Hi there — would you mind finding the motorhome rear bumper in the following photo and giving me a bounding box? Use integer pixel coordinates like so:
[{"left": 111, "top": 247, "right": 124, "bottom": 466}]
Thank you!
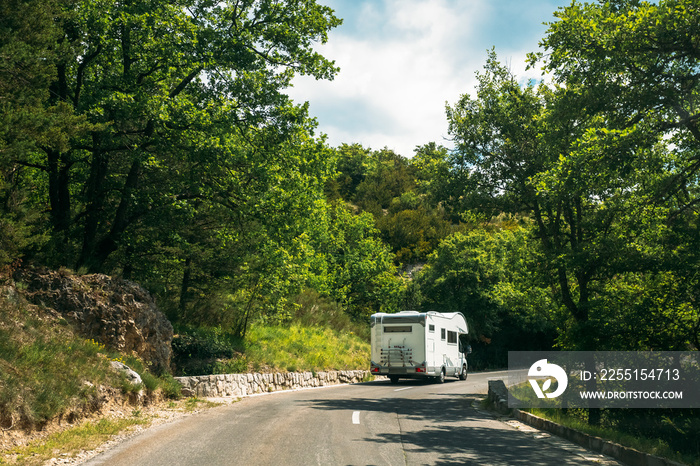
[{"left": 371, "top": 364, "right": 438, "bottom": 377}]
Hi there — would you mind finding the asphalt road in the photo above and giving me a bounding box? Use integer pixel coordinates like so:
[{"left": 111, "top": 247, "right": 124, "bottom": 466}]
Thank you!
[{"left": 84, "top": 371, "right": 622, "bottom": 465}]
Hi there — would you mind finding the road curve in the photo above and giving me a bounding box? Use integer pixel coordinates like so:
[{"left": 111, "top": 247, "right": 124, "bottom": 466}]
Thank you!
[{"left": 83, "top": 370, "right": 621, "bottom": 465}]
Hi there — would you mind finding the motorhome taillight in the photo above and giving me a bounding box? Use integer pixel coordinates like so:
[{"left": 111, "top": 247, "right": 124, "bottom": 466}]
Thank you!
[{"left": 416, "top": 367, "right": 424, "bottom": 372}]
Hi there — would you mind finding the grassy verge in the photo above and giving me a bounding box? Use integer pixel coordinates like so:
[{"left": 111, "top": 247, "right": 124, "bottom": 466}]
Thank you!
[
  {"left": 171, "top": 289, "right": 372, "bottom": 376},
  {"left": 1, "top": 416, "right": 148, "bottom": 465},
  {"left": 0, "top": 398, "right": 220, "bottom": 465},
  {"left": 0, "top": 290, "right": 180, "bottom": 432},
  {"left": 0, "top": 293, "right": 117, "bottom": 430},
  {"left": 245, "top": 324, "right": 369, "bottom": 373},
  {"left": 508, "top": 381, "right": 699, "bottom": 464},
  {"left": 172, "top": 322, "right": 370, "bottom": 376}
]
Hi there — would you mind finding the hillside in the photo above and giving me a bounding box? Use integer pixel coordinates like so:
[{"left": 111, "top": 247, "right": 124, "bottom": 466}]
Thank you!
[
  {"left": 0, "top": 267, "right": 372, "bottom": 455},
  {"left": 11, "top": 267, "right": 173, "bottom": 374},
  {"left": 0, "top": 268, "right": 183, "bottom": 453}
]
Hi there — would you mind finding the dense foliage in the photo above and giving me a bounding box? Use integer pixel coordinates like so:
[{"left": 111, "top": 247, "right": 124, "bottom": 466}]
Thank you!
[
  {"left": 0, "top": 0, "right": 404, "bottom": 335},
  {"left": 1, "top": 0, "right": 698, "bottom": 365}
]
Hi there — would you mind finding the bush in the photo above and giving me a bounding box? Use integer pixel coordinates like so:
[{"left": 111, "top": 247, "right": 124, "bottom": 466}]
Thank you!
[
  {"left": 171, "top": 325, "right": 245, "bottom": 376},
  {"left": 288, "top": 289, "right": 370, "bottom": 341},
  {"left": 157, "top": 375, "right": 183, "bottom": 399},
  {"left": 172, "top": 326, "right": 243, "bottom": 360}
]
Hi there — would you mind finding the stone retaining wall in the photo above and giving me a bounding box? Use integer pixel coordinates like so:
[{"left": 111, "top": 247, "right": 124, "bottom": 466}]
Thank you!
[
  {"left": 175, "top": 370, "right": 372, "bottom": 398},
  {"left": 487, "top": 380, "right": 510, "bottom": 413}
]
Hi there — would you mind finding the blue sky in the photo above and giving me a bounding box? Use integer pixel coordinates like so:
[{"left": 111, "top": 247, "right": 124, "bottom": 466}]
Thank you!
[{"left": 286, "top": 0, "right": 571, "bottom": 157}]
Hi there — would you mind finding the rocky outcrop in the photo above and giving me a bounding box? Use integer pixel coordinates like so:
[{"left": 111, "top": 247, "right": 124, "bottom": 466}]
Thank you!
[
  {"left": 14, "top": 267, "right": 173, "bottom": 374},
  {"left": 175, "top": 370, "right": 374, "bottom": 397}
]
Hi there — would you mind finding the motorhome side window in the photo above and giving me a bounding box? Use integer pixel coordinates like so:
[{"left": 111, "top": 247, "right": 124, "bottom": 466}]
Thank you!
[
  {"left": 384, "top": 325, "right": 412, "bottom": 333},
  {"left": 447, "top": 330, "right": 457, "bottom": 344},
  {"left": 441, "top": 328, "right": 446, "bottom": 340},
  {"left": 429, "top": 324, "right": 435, "bottom": 332}
]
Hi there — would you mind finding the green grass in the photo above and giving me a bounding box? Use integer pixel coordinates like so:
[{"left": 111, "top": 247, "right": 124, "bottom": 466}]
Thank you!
[
  {"left": 172, "top": 311, "right": 371, "bottom": 376},
  {"left": 0, "top": 291, "right": 180, "bottom": 431},
  {"left": 174, "top": 322, "right": 371, "bottom": 375},
  {"left": 244, "top": 324, "right": 370, "bottom": 373},
  {"left": 245, "top": 291, "right": 371, "bottom": 373},
  {"left": 288, "top": 289, "right": 371, "bottom": 341},
  {"left": 0, "top": 398, "right": 223, "bottom": 465},
  {"left": 171, "top": 289, "right": 372, "bottom": 376},
  {"left": 1, "top": 416, "right": 149, "bottom": 465},
  {"left": 0, "top": 299, "right": 118, "bottom": 429},
  {"left": 182, "top": 397, "right": 224, "bottom": 412},
  {"left": 508, "top": 381, "right": 700, "bottom": 465}
]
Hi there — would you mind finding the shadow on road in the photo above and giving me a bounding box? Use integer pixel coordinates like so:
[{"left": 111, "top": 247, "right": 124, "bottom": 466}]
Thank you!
[{"left": 301, "top": 384, "right": 599, "bottom": 466}]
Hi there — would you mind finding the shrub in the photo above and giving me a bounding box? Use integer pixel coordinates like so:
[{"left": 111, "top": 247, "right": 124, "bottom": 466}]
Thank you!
[{"left": 157, "top": 375, "right": 183, "bottom": 399}]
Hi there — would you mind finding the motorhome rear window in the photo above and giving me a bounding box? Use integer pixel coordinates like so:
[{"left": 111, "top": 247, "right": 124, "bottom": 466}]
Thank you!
[
  {"left": 384, "top": 325, "right": 412, "bottom": 333},
  {"left": 381, "top": 315, "right": 424, "bottom": 324}
]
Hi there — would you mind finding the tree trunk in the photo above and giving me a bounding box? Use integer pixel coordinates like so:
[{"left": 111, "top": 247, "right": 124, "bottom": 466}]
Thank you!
[
  {"left": 47, "top": 149, "right": 71, "bottom": 234},
  {"left": 179, "top": 257, "right": 192, "bottom": 319},
  {"left": 77, "top": 144, "right": 109, "bottom": 272},
  {"left": 92, "top": 159, "right": 141, "bottom": 269}
]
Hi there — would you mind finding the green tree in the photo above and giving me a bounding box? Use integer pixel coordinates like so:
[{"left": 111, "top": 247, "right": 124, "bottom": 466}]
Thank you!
[
  {"left": 352, "top": 148, "right": 416, "bottom": 215},
  {"left": 2, "top": 0, "right": 341, "bottom": 273},
  {"left": 319, "top": 203, "right": 405, "bottom": 320},
  {"left": 329, "top": 143, "right": 373, "bottom": 202},
  {"left": 446, "top": 52, "right": 697, "bottom": 351},
  {"left": 416, "top": 223, "right": 556, "bottom": 368},
  {"left": 130, "top": 128, "right": 336, "bottom": 333},
  {"left": 375, "top": 205, "right": 454, "bottom": 266},
  {"left": 411, "top": 142, "right": 482, "bottom": 221},
  {"left": 0, "top": 0, "right": 89, "bottom": 265},
  {"left": 411, "top": 143, "right": 451, "bottom": 205},
  {"left": 535, "top": 0, "right": 700, "bottom": 151},
  {"left": 530, "top": 0, "right": 700, "bottom": 349},
  {"left": 333, "top": 144, "right": 456, "bottom": 265}
]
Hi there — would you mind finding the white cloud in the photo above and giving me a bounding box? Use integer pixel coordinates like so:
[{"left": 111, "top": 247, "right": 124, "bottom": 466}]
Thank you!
[{"left": 288, "top": 0, "right": 565, "bottom": 157}]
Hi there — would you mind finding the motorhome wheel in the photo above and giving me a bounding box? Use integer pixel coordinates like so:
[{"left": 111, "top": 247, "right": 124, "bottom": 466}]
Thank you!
[
  {"left": 437, "top": 368, "right": 445, "bottom": 384},
  {"left": 459, "top": 364, "right": 468, "bottom": 380}
]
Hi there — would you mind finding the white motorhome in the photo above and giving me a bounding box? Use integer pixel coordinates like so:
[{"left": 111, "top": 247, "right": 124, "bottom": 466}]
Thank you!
[{"left": 370, "top": 311, "right": 470, "bottom": 383}]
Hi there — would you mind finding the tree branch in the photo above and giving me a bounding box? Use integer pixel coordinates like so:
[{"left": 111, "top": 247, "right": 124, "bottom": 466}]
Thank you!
[
  {"left": 169, "top": 68, "right": 202, "bottom": 98},
  {"left": 74, "top": 43, "right": 103, "bottom": 108}
]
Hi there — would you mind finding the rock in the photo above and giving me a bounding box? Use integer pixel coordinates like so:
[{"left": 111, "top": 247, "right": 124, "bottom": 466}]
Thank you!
[
  {"left": 110, "top": 361, "right": 143, "bottom": 385},
  {"left": 14, "top": 267, "right": 173, "bottom": 373}
]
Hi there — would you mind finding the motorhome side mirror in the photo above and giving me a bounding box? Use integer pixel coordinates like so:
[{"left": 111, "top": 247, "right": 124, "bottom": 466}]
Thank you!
[{"left": 466, "top": 345, "right": 472, "bottom": 355}]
